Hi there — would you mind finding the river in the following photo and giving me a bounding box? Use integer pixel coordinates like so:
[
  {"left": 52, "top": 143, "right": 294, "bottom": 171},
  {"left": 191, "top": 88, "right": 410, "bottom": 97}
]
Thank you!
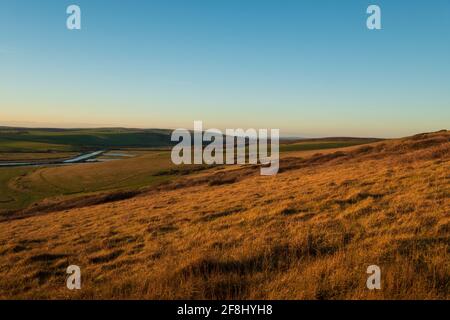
[{"left": 0, "top": 150, "right": 106, "bottom": 167}]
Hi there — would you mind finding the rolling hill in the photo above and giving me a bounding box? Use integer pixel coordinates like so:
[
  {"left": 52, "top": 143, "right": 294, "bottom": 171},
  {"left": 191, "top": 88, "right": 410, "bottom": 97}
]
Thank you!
[
  {"left": 0, "top": 127, "right": 174, "bottom": 153},
  {"left": 0, "top": 130, "right": 448, "bottom": 299}
]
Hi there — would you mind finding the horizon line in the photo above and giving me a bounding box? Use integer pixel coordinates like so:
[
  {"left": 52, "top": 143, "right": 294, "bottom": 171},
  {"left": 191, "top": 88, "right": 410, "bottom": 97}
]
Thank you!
[{"left": 1, "top": 122, "right": 447, "bottom": 140}]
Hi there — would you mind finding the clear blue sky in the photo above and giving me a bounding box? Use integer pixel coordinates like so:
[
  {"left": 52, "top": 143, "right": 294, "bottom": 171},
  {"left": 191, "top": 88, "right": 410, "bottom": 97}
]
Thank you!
[{"left": 1, "top": 0, "right": 449, "bottom": 137}]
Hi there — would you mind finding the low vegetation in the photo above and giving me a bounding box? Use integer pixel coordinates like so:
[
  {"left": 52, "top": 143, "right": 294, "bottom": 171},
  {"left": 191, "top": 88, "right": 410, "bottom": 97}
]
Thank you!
[
  {"left": 279, "top": 137, "right": 381, "bottom": 152},
  {"left": 0, "top": 130, "right": 448, "bottom": 299}
]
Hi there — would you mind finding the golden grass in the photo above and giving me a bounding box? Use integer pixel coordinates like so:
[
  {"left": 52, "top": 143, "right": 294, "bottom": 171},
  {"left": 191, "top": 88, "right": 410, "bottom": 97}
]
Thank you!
[{"left": 0, "top": 131, "right": 448, "bottom": 299}]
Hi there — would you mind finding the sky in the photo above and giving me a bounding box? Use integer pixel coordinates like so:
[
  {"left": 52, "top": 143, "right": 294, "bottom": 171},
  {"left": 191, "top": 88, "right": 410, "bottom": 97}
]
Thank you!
[{"left": 1, "top": 0, "right": 449, "bottom": 138}]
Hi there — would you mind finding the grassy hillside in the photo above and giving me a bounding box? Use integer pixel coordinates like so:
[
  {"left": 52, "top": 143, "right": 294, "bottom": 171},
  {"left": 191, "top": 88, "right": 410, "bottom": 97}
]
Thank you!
[{"left": 0, "top": 130, "right": 448, "bottom": 299}]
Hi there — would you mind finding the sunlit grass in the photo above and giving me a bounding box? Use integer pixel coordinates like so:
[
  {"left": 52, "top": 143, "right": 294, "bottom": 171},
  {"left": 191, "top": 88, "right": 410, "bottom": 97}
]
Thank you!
[{"left": 0, "top": 131, "right": 448, "bottom": 299}]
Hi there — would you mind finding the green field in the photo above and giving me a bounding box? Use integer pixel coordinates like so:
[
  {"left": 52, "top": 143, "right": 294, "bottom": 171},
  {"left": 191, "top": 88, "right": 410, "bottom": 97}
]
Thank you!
[
  {"left": 0, "top": 127, "right": 190, "bottom": 214},
  {"left": 279, "top": 138, "right": 381, "bottom": 152},
  {"left": 0, "top": 138, "right": 74, "bottom": 153},
  {"left": 0, "top": 127, "right": 174, "bottom": 153},
  {"left": 0, "top": 151, "right": 178, "bottom": 213},
  {"left": 0, "top": 167, "right": 37, "bottom": 210},
  {"left": 0, "top": 152, "right": 77, "bottom": 162}
]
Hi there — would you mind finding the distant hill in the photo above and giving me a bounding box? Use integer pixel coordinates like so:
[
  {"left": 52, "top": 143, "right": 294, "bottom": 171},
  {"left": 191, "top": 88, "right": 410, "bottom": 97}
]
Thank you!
[
  {"left": 0, "top": 126, "right": 383, "bottom": 153},
  {"left": 0, "top": 127, "right": 175, "bottom": 152}
]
